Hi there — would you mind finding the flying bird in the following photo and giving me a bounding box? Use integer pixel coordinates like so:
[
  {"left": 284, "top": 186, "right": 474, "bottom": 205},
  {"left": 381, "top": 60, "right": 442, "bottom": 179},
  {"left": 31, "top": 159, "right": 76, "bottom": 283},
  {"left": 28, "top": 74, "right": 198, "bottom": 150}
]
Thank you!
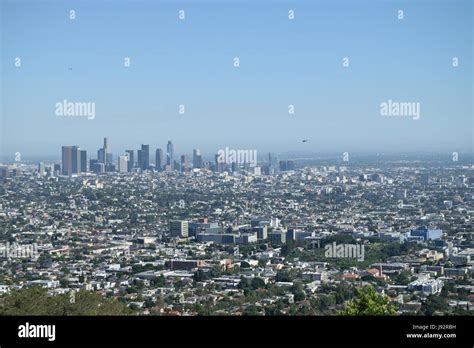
[{"left": 302, "top": 139, "right": 308, "bottom": 143}]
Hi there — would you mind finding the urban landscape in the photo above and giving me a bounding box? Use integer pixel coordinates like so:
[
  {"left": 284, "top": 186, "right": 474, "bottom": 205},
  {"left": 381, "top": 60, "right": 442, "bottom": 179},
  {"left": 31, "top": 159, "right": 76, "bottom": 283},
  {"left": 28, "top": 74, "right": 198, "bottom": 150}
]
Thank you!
[
  {"left": 1, "top": 0, "right": 472, "bottom": 345},
  {"left": 0, "top": 139, "right": 472, "bottom": 316}
]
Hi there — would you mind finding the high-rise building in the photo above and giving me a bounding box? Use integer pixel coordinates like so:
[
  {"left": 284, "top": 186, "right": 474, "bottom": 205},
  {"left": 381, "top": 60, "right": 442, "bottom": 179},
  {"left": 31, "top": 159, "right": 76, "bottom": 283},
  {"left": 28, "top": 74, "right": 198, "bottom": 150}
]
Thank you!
[
  {"left": 105, "top": 163, "right": 116, "bottom": 172},
  {"left": 118, "top": 155, "right": 129, "bottom": 173},
  {"left": 97, "top": 148, "right": 105, "bottom": 164},
  {"left": 80, "top": 150, "right": 87, "bottom": 172},
  {"left": 38, "top": 162, "right": 45, "bottom": 176},
  {"left": 71, "top": 146, "right": 80, "bottom": 174},
  {"left": 125, "top": 150, "right": 134, "bottom": 172},
  {"left": 279, "top": 160, "right": 294, "bottom": 172},
  {"left": 103, "top": 137, "right": 111, "bottom": 164},
  {"left": 89, "top": 159, "right": 99, "bottom": 173},
  {"left": 193, "top": 149, "right": 202, "bottom": 169},
  {"left": 103, "top": 137, "right": 109, "bottom": 152},
  {"left": 137, "top": 150, "right": 143, "bottom": 170},
  {"left": 287, "top": 160, "right": 295, "bottom": 171},
  {"left": 169, "top": 220, "right": 189, "bottom": 238},
  {"left": 62, "top": 146, "right": 73, "bottom": 175},
  {"left": 268, "top": 152, "right": 278, "bottom": 174},
  {"left": 139, "top": 144, "right": 150, "bottom": 170},
  {"left": 166, "top": 141, "right": 174, "bottom": 167},
  {"left": 155, "top": 148, "right": 164, "bottom": 171},
  {"left": 215, "top": 153, "right": 225, "bottom": 172},
  {"left": 180, "top": 155, "right": 187, "bottom": 172},
  {"left": 53, "top": 164, "right": 61, "bottom": 175},
  {"left": 97, "top": 138, "right": 112, "bottom": 165}
]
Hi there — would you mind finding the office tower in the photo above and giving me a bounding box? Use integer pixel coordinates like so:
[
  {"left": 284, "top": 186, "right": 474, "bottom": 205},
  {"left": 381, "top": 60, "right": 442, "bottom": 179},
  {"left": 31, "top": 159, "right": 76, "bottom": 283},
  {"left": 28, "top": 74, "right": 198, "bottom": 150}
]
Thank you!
[
  {"left": 103, "top": 137, "right": 109, "bottom": 153},
  {"left": 97, "top": 138, "right": 112, "bottom": 165},
  {"left": 180, "top": 155, "right": 187, "bottom": 172},
  {"left": 166, "top": 141, "right": 174, "bottom": 167},
  {"left": 105, "top": 163, "right": 116, "bottom": 172},
  {"left": 169, "top": 220, "right": 189, "bottom": 238},
  {"left": 70, "top": 146, "right": 80, "bottom": 174},
  {"left": 137, "top": 150, "right": 143, "bottom": 170},
  {"left": 80, "top": 150, "right": 87, "bottom": 172},
  {"left": 125, "top": 150, "right": 134, "bottom": 172},
  {"left": 97, "top": 148, "right": 105, "bottom": 164},
  {"left": 214, "top": 154, "right": 219, "bottom": 172},
  {"left": 106, "top": 152, "right": 113, "bottom": 165},
  {"left": 143, "top": 144, "right": 150, "bottom": 170},
  {"left": 254, "top": 226, "right": 268, "bottom": 240},
  {"left": 46, "top": 165, "right": 54, "bottom": 177},
  {"left": 97, "top": 163, "right": 105, "bottom": 173},
  {"left": 139, "top": 144, "right": 150, "bottom": 170},
  {"left": 269, "top": 152, "right": 278, "bottom": 166},
  {"left": 279, "top": 161, "right": 285, "bottom": 171},
  {"left": 196, "top": 155, "right": 203, "bottom": 169},
  {"left": 103, "top": 137, "right": 112, "bottom": 164},
  {"left": 174, "top": 160, "right": 180, "bottom": 171},
  {"left": 279, "top": 160, "right": 294, "bottom": 171},
  {"left": 193, "top": 149, "right": 202, "bottom": 169},
  {"left": 118, "top": 155, "right": 129, "bottom": 173},
  {"left": 38, "top": 162, "right": 45, "bottom": 176},
  {"left": 287, "top": 160, "right": 295, "bottom": 171},
  {"left": 215, "top": 153, "right": 226, "bottom": 172},
  {"left": 89, "top": 159, "right": 99, "bottom": 173},
  {"left": 268, "top": 152, "right": 278, "bottom": 174},
  {"left": 53, "top": 164, "right": 61, "bottom": 175},
  {"left": 155, "top": 148, "right": 164, "bottom": 171},
  {"left": 62, "top": 146, "right": 72, "bottom": 175}
]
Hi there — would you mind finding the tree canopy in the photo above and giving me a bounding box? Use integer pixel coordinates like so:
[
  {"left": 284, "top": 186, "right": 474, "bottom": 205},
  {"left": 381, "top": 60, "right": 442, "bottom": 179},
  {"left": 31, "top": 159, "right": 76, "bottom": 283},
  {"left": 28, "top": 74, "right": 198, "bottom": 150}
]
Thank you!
[{"left": 339, "top": 285, "right": 396, "bottom": 316}]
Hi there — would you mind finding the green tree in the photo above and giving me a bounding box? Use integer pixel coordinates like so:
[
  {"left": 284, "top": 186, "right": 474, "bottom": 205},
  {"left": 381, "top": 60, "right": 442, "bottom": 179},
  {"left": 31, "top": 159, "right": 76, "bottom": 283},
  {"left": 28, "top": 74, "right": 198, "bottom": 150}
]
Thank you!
[
  {"left": 0, "top": 287, "right": 134, "bottom": 315},
  {"left": 243, "top": 304, "right": 262, "bottom": 316},
  {"left": 339, "top": 285, "right": 396, "bottom": 316},
  {"left": 250, "top": 277, "right": 266, "bottom": 290},
  {"left": 422, "top": 295, "right": 448, "bottom": 316},
  {"left": 193, "top": 269, "right": 208, "bottom": 283}
]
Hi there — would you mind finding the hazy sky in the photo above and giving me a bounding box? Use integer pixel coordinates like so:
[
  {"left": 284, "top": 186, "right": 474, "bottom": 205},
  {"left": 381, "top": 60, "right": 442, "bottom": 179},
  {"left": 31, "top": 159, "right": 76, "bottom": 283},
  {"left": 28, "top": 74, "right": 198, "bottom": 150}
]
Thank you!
[{"left": 1, "top": 0, "right": 472, "bottom": 160}]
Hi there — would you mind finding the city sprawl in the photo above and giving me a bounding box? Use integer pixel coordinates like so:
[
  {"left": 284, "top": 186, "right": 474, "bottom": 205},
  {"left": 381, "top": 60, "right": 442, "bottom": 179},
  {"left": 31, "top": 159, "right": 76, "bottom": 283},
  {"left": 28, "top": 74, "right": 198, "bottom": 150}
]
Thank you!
[{"left": 0, "top": 143, "right": 473, "bottom": 316}]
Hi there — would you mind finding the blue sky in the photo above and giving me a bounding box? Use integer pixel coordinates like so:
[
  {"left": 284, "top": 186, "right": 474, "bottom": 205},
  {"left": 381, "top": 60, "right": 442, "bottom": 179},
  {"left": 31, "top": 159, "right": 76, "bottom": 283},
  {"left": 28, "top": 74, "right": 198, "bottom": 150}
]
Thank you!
[{"left": 1, "top": 0, "right": 472, "bottom": 159}]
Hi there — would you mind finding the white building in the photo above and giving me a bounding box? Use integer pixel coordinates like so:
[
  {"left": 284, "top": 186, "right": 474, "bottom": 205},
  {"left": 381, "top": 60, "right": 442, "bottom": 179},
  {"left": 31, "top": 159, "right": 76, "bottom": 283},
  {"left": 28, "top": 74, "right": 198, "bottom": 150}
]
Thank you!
[{"left": 118, "top": 155, "right": 129, "bottom": 173}]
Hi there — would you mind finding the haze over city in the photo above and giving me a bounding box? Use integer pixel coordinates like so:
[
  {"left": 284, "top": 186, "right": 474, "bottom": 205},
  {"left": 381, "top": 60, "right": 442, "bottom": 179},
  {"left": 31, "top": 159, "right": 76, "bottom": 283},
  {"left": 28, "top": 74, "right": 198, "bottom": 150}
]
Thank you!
[{"left": 1, "top": 0, "right": 472, "bottom": 159}]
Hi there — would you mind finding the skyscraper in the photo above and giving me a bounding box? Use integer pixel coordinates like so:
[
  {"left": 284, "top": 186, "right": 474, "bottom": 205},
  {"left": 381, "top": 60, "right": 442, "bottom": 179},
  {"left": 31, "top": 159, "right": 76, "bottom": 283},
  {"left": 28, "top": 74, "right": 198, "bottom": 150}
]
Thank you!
[
  {"left": 125, "top": 150, "right": 134, "bottom": 172},
  {"left": 98, "top": 148, "right": 105, "bottom": 164},
  {"left": 80, "top": 150, "right": 87, "bottom": 172},
  {"left": 137, "top": 150, "right": 143, "bottom": 170},
  {"left": 103, "top": 137, "right": 109, "bottom": 153},
  {"left": 97, "top": 138, "right": 112, "bottom": 165},
  {"left": 166, "top": 141, "right": 174, "bottom": 167},
  {"left": 139, "top": 144, "right": 149, "bottom": 170},
  {"left": 103, "top": 137, "right": 112, "bottom": 164},
  {"left": 155, "top": 148, "right": 164, "bottom": 171},
  {"left": 70, "top": 146, "right": 80, "bottom": 174},
  {"left": 193, "top": 149, "right": 202, "bottom": 169},
  {"left": 181, "top": 155, "right": 187, "bottom": 172},
  {"left": 62, "top": 146, "right": 72, "bottom": 175},
  {"left": 38, "top": 162, "right": 45, "bottom": 176},
  {"left": 118, "top": 155, "right": 129, "bottom": 173}
]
